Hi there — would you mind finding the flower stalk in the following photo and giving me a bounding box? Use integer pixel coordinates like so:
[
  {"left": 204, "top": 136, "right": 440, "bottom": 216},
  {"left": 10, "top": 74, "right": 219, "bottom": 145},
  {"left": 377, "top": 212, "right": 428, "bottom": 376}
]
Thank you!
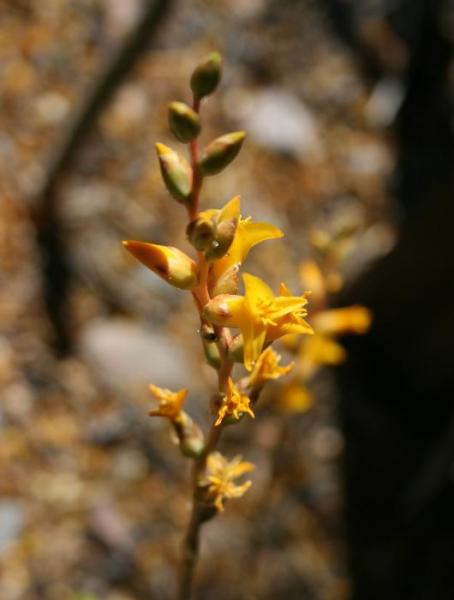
[{"left": 122, "top": 53, "right": 315, "bottom": 599}]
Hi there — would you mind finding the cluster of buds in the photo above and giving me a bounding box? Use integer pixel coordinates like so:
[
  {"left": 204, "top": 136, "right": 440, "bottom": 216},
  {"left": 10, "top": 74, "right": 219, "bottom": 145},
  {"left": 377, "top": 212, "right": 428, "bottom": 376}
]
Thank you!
[{"left": 123, "top": 54, "right": 314, "bottom": 516}]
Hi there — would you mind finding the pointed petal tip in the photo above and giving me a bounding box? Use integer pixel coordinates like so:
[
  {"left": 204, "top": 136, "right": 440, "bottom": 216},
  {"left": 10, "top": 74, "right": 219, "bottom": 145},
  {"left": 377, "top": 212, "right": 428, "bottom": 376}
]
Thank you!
[{"left": 155, "top": 142, "right": 170, "bottom": 155}]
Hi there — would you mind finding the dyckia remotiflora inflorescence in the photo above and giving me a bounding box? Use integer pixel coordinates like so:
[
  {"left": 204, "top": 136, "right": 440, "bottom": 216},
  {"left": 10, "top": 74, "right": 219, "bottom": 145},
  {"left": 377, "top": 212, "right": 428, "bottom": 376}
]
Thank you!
[{"left": 121, "top": 52, "right": 313, "bottom": 579}]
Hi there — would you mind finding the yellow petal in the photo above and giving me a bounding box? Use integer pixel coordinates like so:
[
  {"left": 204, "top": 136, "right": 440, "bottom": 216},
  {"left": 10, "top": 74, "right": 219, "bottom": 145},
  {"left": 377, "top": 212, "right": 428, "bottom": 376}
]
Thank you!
[
  {"left": 248, "top": 347, "right": 294, "bottom": 387},
  {"left": 270, "top": 320, "right": 314, "bottom": 337},
  {"left": 218, "top": 194, "right": 241, "bottom": 222},
  {"left": 243, "top": 321, "right": 267, "bottom": 371},
  {"left": 213, "top": 219, "right": 283, "bottom": 276},
  {"left": 236, "top": 220, "right": 283, "bottom": 261},
  {"left": 243, "top": 272, "right": 274, "bottom": 306},
  {"left": 302, "top": 335, "right": 347, "bottom": 365},
  {"left": 313, "top": 306, "right": 372, "bottom": 335}
]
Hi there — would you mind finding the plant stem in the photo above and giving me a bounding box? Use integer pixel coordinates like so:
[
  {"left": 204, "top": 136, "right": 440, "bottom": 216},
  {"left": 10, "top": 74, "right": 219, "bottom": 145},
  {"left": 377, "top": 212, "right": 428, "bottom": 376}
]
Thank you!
[{"left": 178, "top": 93, "right": 233, "bottom": 600}]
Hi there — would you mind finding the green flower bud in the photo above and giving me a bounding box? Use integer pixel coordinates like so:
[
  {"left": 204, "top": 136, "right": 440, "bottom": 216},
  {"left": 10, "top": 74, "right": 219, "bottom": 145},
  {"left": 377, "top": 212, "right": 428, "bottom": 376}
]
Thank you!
[
  {"left": 186, "top": 214, "right": 216, "bottom": 251},
  {"left": 168, "top": 101, "right": 201, "bottom": 143},
  {"left": 200, "top": 132, "right": 245, "bottom": 176},
  {"left": 156, "top": 142, "right": 192, "bottom": 203},
  {"left": 205, "top": 217, "right": 237, "bottom": 261},
  {"left": 190, "top": 52, "right": 222, "bottom": 98},
  {"left": 203, "top": 339, "right": 221, "bottom": 370},
  {"left": 175, "top": 412, "right": 205, "bottom": 458}
]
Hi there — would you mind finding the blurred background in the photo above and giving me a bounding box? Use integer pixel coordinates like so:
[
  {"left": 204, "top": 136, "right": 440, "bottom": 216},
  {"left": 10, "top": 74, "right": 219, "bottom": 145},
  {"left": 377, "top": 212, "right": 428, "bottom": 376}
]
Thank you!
[{"left": 1, "top": 0, "right": 453, "bottom": 598}]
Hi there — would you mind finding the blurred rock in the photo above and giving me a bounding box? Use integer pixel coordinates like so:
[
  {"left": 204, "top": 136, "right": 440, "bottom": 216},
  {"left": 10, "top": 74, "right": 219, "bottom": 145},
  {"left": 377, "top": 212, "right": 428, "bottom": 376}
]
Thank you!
[
  {"left": 237, "top": 87, "right": 322, "bottom": 159},
  {"left": 79, "top": 318, "right": 192, "bottom": 393},
  {"left": 0, "top": 501, "right": 23, "bottom": 556},
  {"left": 34, "top": 91, "right": 70, "bottom": 125}
]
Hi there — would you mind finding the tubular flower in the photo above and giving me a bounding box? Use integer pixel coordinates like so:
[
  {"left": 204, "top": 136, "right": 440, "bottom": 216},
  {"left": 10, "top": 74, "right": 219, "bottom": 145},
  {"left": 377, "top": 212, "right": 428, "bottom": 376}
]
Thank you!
[
  {"left": 148, "top": 384, "right": 188, "bottom": 421},
  {"left": 215, "top": 378, "right": 255, "bottom": 426},
  {"left": 204, "top": 273, "right": 313, "bottom": 370},
  {"left": 202, "top": 197, "right": 283, "bottom": 283},
  {"left": 123, "top": 241, "right": 197, "bottom": 290},
  {"left": 248, "top": 346, "right": 294, "bottom": 388},
  {"left": 203, "top": 452, "right": 255, "bottom": 512}
]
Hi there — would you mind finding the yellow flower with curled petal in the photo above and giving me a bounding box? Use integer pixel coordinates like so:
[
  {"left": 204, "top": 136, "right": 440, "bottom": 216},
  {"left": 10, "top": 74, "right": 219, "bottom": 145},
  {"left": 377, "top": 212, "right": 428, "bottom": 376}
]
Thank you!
[
  {"left": 204, "top": 273, "right": 313, "bottom": 370},
  {"left": 248, "top": 347, "right": 294, "bottom": 388},
  {"left": 201, "top": 196, "right": 283, "bottom": 284},
  {"left": 203, "top": 451, "right": 255, "bottom": 512},
  {"left": 215, "top": 378, "right": 254, "bottom": 426},
  {"left": 148, "top": 384, "right": 187, "bottom": 421}
]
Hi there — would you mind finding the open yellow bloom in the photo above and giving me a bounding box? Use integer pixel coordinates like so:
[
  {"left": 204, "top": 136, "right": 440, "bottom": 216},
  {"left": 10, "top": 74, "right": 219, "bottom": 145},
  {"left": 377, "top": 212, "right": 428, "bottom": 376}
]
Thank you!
[
  {"left": 248, "top": 347, "right": 294, "bottom": 388},
  {"left": 204, "top": 273, "right": 313, "bottom": 370},
  {"left": 201, "top": 196, "right": 283, "bottom": 282},
  {"left": 148, "top": 384, "right": 188, "bottom": 421},
  {"left": 203, "top": 452, "right": 255, "bottom": 512},
  {"left": 215, "top": 378, "right": 255, "bottom": 426}
]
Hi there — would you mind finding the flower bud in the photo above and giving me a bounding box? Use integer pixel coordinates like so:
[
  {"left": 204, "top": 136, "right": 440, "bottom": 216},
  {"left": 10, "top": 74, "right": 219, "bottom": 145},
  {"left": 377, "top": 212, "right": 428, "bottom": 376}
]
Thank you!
[
  {"left": 211, "top": 264, "right": 240, "bottom": 296},
  {"left": 156, "top": 143, "right": 192, "bottom": 203},
  {"left": 203, "top": 339, "right": 221, "bottom": 370},
  {"left": 186, "top": 214, "right": 216, "bottom": 251},
  {"left": 205, "top": 217, "right": 237, "bottom": 261},
  {"left": 190, "top": 52, "right": 222, "bottom": 98},
  {"left": 174, "top": 412, "right": 205, "bottom": 458},
  {"left": 123, "top": 240, "right": 197, "bottom": 290},
  {"left": 203, "top": 294, "right": 243, "bottom": 325},
  {"left": 200, "top": 132, "right": 245, "bottom": 176},
  {"left": 168, "top": 101, "right": 201, "bottom": 143}
]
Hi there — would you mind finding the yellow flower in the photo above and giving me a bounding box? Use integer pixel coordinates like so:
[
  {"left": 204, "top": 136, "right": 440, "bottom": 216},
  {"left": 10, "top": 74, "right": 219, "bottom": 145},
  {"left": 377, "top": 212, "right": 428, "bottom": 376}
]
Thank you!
[
  {"left": 215, "top": 378, "right": 255, "bottom": 426},
  {"left": 204, "top": 273, "right": 313, "bottom": 370},
  {"left": 148, "top": 384, "right": 187, "bottom": 421},
  {"left": 123, "top": 241, "right": 197, "bottom": 290},
  {"left": 203, "top": 452, "right": 255, "bottom": 512},
  {"left": 201, "top": 196, "right": 283, "bottom": 282},
  {"left": 248, "top": 347, "right": 294, "bottom": 388},
  {"left": 312, "top": 306, "right": 372, "bottom": 335}
]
